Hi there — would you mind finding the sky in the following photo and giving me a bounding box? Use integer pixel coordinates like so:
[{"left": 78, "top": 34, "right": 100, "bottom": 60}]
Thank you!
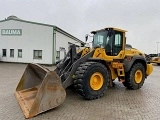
[{"left": 0, "top": 0, "right": 160, "bottom": 54}]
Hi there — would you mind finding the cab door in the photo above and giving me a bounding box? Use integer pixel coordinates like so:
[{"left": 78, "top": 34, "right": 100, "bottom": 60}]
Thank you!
[{"left": 113, "top": 31, "right": 123, "bottom": 56}]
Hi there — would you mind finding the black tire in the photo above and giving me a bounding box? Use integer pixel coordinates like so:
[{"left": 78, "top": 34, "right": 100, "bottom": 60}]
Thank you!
[
  {"left": 74, "top": 62, "right": 109, "bottom": 100},
  {"left": 123, "top": 63, "right": 145, "bottom": 90},
  {"left": 157, "top": 63, "right": 160, "bottom": 66}
]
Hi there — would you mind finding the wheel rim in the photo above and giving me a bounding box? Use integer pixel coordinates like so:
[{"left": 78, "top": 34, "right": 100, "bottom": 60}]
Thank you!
[
  {"left": 90, "top": 72, "right": 104, "bottom": 90},
  {"left": 134, "top": 70, "right": 143, "bottom": 83}
]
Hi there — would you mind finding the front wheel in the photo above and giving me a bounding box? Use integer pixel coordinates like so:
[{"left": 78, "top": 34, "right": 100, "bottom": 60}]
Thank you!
[
  {"left": 74, "top": 62, "right": 109, "bottom": 100},
  {"left": 123, "top": 63, "right": 145, "bottom": 90}
]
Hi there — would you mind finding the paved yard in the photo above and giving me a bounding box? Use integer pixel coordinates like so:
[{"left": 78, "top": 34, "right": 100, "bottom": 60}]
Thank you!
[{"left": 0, "top": 63, "right": 160, "bottom": 120}]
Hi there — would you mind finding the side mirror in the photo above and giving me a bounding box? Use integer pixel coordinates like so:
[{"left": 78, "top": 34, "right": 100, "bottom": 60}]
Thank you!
[{"left": 85, "top": 34, "right": 88, "bottom": 42}]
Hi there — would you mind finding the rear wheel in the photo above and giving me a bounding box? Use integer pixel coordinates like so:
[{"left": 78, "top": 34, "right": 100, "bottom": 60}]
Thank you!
[
  {"left": 123, "top": 63, "right": 145, "bottom": 90},
  {"left": 74, "top": 62, "right": 109, "bottom": 100}
]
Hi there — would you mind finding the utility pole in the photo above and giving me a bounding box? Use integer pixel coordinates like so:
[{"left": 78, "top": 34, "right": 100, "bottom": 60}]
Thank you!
[{"left": 156, "top": 42, "right": 159, "bottom": 55}]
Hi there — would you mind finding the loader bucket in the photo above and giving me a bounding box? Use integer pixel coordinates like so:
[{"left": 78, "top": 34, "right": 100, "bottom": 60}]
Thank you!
[{"left": 15, "top": 63, "right": 66, "bottom": 118}]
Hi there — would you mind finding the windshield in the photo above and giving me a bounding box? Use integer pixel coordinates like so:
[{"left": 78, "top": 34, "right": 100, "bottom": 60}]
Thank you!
[{"left": 92, "top": 31, "right": 110, "bottom": 48}]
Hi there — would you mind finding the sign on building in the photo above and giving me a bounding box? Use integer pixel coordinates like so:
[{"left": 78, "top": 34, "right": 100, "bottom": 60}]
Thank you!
[{"left": 1, "top": 29, "right": 22, "bottom": 35}]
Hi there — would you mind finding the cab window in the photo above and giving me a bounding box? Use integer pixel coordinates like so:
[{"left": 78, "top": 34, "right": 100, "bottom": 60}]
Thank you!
[{"left": 113, "top": 32, "right": 123, "bottom": 55}]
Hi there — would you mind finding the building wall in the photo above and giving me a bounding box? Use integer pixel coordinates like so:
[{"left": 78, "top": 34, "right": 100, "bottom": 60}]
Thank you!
[
  {"left": 0, "top": 20, "right": 53, "bottom": 64},
  {"left": 55, "top": 31, "right": 81, "bottom": 61}
]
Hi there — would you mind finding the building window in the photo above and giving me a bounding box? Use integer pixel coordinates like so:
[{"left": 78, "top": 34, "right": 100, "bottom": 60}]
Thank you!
[
  {"left": 33, "top": 50, "right": 42, "bottom": 59},
  {"left": 2, "top": 49, "right": 6, "bottom": 57},
  {"left": 56, "top": 51, "right": 60, "bottom": 60},
  {"left": 10, "top": 49, "right": 14, "bottom": 57},
  {"left": 18, "top": 49, "right": 22, "bottom": 58}
]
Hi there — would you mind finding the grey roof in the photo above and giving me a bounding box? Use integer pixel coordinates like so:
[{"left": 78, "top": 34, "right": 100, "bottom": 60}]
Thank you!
[{"left": 0, "top": 16, "right": 85, "bottom": 44}]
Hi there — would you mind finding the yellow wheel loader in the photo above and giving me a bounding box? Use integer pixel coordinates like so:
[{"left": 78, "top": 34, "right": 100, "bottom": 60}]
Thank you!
[
  {"left": 150, "top": 54, "right": 160, "bottom": 65},
  {"left": 15, "top": 27, "right": 153, "bottom": 118}
]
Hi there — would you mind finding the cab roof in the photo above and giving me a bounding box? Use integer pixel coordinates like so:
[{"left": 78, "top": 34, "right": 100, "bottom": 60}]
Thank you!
[{"left": 91, "top": 27, "right": 127, "bottom": 33}]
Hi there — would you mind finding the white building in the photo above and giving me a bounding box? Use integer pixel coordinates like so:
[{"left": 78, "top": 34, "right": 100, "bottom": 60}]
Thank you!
[{"left": 0, "top": 16, "right": 84, "bottom": 65}]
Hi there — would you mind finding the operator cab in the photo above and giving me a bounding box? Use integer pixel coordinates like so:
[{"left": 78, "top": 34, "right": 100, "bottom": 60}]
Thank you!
[{"left": 91, "top": 27, "right": 126, "bottom": 56}]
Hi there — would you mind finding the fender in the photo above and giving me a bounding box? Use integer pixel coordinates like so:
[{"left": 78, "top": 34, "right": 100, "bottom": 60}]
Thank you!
[{"left": 123, "top": 55, "right": 147, "bottom": 72}]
